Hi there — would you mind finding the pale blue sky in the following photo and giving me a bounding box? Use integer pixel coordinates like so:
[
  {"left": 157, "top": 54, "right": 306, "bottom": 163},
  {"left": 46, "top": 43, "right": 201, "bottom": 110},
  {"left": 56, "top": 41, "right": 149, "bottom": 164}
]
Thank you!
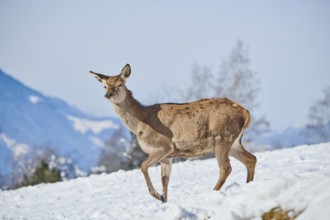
[{"left": 1, "top": 0, "right": 329, "bottom": 132}]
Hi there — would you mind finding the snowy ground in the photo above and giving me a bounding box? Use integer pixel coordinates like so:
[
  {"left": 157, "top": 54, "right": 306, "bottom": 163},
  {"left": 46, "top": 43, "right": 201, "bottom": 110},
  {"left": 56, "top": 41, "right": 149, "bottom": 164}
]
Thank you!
[{"left": 1, "top": 142, "right": 330, "bottom": 220}]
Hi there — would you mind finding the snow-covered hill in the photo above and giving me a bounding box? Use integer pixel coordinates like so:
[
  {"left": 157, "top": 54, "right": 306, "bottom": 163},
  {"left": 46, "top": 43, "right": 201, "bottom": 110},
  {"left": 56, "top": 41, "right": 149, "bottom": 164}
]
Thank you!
[
  {"left": 0, "top": 69, "right": 130, "bottom": 188},
  {"left": 268, "top": 124, "right": 330, "bottom": 148},
  {"left": 1, "top": 142, "right": 329, "bottom": 220}
]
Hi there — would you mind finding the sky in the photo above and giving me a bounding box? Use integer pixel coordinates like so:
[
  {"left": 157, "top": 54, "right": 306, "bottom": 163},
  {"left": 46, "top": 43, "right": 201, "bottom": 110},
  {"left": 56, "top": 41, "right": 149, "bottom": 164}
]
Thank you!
[{"left": 1, "top": 0, "right": 329, "bottom": 132}]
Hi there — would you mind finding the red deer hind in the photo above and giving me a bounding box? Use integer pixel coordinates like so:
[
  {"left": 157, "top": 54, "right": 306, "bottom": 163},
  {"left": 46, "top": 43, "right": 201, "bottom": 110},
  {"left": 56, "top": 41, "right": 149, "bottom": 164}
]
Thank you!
[{"left": 90, "top": 64, "right": 257, "bottom": 202}]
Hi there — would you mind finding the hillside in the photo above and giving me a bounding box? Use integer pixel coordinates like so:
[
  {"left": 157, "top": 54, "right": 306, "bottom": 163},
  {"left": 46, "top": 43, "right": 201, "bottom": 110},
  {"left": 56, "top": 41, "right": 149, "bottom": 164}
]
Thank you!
[
  {"left": 0, "top": 69, "right": 130, "bottom": 188},
  {"left": 1, "top": 142, "right": 329, "bottom": 220}
]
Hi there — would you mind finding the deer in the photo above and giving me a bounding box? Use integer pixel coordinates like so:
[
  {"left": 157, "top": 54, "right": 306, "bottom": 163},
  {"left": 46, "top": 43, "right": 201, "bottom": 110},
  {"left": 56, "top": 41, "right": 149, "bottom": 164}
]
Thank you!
[{"left": 90, "top": 64, "right": 257, "bottom": 203}]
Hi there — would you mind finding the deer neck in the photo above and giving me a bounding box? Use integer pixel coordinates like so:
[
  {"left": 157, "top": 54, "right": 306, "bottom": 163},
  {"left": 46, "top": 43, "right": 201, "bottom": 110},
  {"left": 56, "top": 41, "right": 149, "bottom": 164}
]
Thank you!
[{"left": 113, "top": 89, "right": 147, "bottom": 134}]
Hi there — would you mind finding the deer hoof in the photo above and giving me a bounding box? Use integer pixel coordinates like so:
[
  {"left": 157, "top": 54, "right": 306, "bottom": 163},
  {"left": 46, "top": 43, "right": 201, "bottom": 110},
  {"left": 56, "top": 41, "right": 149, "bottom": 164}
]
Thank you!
[{"left": 160, "top": 195, "right": 166, "bottom": 203}]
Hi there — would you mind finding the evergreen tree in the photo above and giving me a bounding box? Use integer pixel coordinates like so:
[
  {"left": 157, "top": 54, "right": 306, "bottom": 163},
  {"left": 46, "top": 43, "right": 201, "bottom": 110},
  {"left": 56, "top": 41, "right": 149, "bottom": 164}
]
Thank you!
[{"left": 19, "top": 160, "right": 62, "bottom": 188}]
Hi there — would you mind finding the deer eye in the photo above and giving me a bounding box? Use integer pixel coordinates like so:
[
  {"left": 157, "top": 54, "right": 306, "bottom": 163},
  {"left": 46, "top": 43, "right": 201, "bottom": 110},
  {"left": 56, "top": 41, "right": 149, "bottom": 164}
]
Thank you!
[
  {"left": 104, "top": 86, "right": 106, "bottom": 89},
  {"left": 118, "top": 84, "right": 123, "bottom": 88}
]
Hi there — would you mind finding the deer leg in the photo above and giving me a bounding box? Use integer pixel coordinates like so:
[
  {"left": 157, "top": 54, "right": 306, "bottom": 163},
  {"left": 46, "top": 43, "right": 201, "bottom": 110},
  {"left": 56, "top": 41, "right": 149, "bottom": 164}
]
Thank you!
[
  {"left": 213, "top": 142, "right": 232, "bottom": 191},
  {"left": 160, "top": 158, "right": 172, "bottom": 203},
  {"left": 229, "top": 135, "right": 257, "bottom": 183},
  {"left": 140, "top": 148, "right": 171, "bottom": 202}
]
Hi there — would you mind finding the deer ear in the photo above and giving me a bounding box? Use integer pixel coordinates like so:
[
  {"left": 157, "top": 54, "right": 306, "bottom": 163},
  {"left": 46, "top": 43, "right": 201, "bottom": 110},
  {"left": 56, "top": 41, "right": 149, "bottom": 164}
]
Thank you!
[
  {"left": 90, "top": 71, "right": 109, "bottom": 84},
  {"left": 120, "top": 64, "right": 131, "bottom": 80}
]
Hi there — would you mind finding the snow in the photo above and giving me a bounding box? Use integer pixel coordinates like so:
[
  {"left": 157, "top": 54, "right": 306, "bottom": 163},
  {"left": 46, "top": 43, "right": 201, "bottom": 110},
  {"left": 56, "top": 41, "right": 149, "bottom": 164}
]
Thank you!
[
  {"left": 0, "top": 134, "right": 29, "bottom": 159},
  {"left": 67, "top": 115, "right": 119, "bottom": 134},
  {"left": 28, "top": 95, "right": 42, "bottom": 104},
  {"left": 1, "top": 142, "right": 329, "bottom": 220},
  {"left": 89, "top": 136, "right": 105, "bottom": 148}
]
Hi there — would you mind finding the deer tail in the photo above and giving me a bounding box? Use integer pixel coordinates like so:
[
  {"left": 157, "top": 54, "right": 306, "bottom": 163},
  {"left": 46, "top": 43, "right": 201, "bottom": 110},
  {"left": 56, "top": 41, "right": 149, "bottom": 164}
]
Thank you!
[{"left": 243, "top": 109, "right": 251, "bottom": 129}]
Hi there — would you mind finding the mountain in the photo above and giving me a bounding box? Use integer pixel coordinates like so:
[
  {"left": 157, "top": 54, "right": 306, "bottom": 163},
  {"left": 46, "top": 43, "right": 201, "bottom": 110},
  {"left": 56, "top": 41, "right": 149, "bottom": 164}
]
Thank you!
[
  {"left": 0, "top": 142, "right": 329, "bottom": 219},
  {"left": 0, "top": 69, "right": 130, "bottom": 188}
]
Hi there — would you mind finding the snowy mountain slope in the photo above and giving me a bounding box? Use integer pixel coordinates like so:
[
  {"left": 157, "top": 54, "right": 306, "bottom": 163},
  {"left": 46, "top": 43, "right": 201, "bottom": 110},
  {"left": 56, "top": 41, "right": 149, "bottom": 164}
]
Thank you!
[
  {"left": 0, "top": 69, "right": 129, "bottom": 187},
  {"left": 267, "top": 124, "right": 330, "bottom": 148},
  {"left": 1, "top": 142, "right": 329, "bottom": 220},
  {"left": 248, "top": 123, "right": 330, "bottom": 151}
]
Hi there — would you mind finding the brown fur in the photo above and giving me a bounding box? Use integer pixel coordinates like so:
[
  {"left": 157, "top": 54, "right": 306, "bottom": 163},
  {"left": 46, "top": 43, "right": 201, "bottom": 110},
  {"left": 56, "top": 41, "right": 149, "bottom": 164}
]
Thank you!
[{"left": 90, "top": 64, "right": 257, "bottom": 202}]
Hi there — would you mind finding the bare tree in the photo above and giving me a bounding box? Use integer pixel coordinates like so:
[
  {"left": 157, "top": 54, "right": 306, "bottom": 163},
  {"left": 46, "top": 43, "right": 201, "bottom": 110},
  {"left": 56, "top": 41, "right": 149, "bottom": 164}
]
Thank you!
[
  {"left": 305, "top": 86, "right": 330, "bottom": 142},
  {"left": 184, "top": 64, "right": 214, "bottom": 101},
  {"left": 125, "top": 132, "right": 147, "bottom": 169},
  {"left": 97, "top": 124, "right": 148, "bottom": 173},
  {"left": 214, "top": 41, "right": 258, "bottom": 111},
  {"left": 179, "top": 41, "right": 269, "bottom": 144},
  {"left": 214, "top": 41, "right": 269, "bottom": 138},
  {"left": 98, "top": 126, "right": 131, "bottom": 173}
]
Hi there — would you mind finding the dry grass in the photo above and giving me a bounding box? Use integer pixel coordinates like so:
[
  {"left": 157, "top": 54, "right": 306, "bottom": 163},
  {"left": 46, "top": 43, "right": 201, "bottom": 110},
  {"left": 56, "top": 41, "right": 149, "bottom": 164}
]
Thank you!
[{"left": 262, "top": 207, "right": 304, "bottom": 220}]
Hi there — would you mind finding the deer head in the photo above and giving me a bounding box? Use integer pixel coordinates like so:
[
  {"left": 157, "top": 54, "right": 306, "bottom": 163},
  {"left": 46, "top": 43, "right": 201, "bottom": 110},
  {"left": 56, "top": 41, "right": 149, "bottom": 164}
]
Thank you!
[{"left": 90, "top": 64, "right": 131, "bottom": 104}]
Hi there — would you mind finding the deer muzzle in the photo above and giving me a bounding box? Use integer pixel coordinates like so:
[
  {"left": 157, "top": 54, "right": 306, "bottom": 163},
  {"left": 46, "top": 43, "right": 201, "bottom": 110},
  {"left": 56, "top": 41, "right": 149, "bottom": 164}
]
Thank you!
[{"left": 105, "top": 92, "right": 114, "bottom": 99}]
